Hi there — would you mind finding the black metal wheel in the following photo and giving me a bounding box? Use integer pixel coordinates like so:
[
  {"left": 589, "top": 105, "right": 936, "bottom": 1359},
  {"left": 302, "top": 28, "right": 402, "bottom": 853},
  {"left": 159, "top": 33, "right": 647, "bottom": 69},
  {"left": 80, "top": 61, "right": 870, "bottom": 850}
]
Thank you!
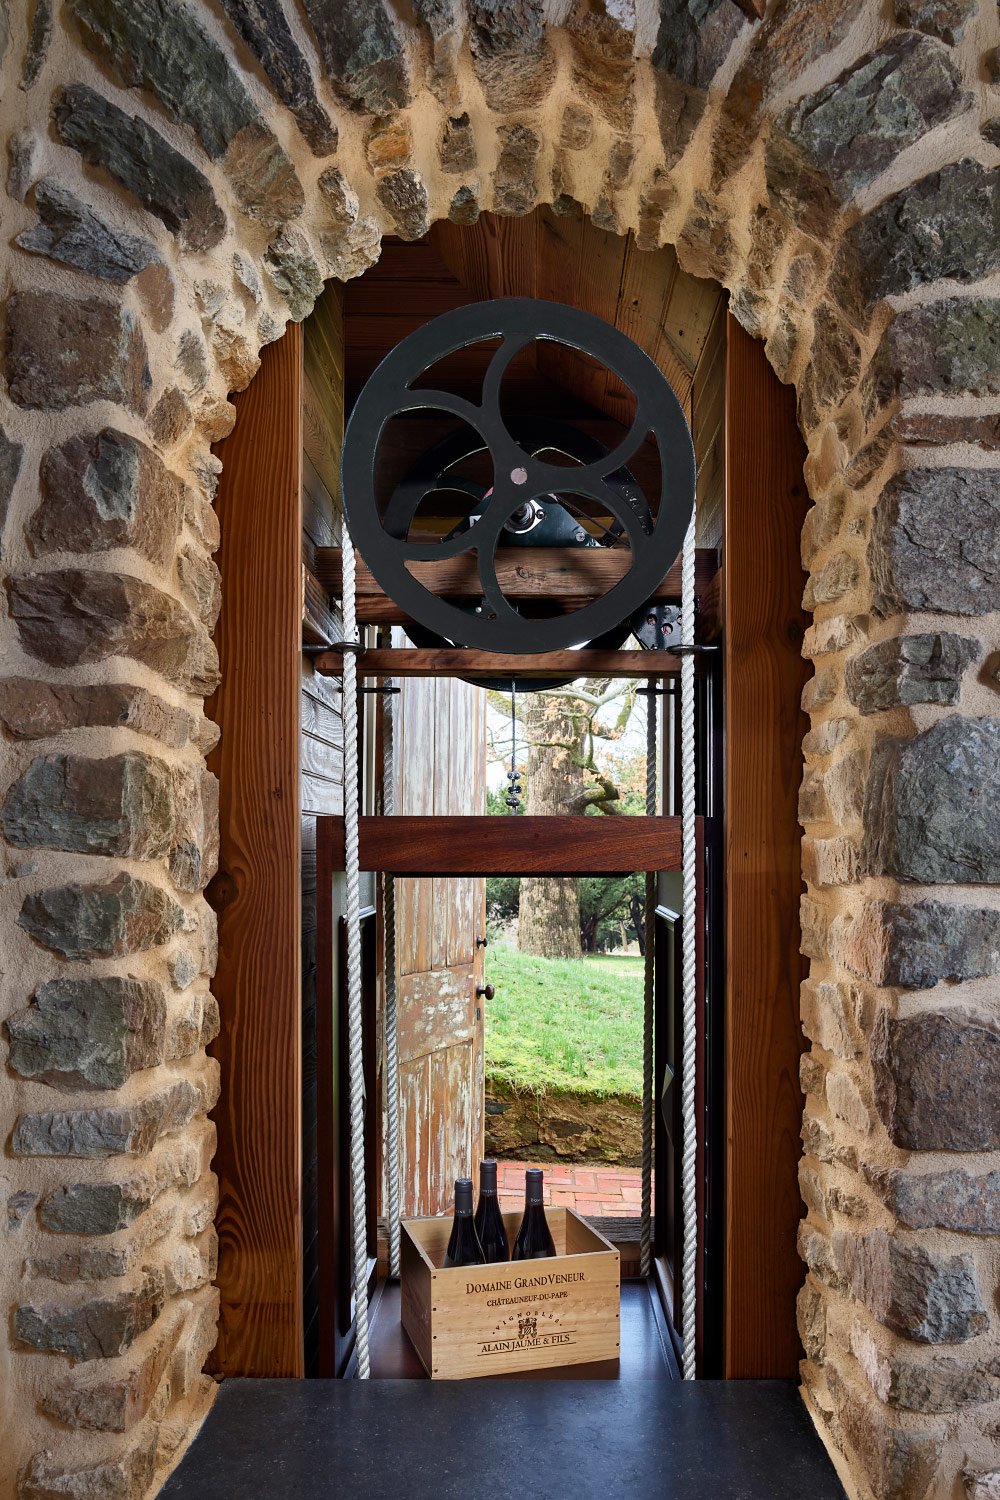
[{"left": 341, "top": 297, "right": 695, "bottom": 655}]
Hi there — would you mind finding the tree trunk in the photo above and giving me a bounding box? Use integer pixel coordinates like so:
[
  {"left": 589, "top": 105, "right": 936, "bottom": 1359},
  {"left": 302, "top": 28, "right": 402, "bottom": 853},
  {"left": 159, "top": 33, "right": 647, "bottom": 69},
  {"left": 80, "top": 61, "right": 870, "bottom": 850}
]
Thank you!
[{"left": 518, "top": 695, "right": 582, "bottom": 959}]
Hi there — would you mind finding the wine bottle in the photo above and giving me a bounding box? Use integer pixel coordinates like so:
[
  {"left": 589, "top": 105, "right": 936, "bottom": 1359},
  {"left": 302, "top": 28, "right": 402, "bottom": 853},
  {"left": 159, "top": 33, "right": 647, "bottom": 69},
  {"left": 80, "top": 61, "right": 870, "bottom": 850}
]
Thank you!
[
  {"left": 443, "top": 1178, "right": 486, "bottom": 1268},
  {"left": 511, "top": 1167, "right": 556, "bottom": 1261},
  {"left": 474, "top": 1159, "right": 509, "bottom": 1263}
]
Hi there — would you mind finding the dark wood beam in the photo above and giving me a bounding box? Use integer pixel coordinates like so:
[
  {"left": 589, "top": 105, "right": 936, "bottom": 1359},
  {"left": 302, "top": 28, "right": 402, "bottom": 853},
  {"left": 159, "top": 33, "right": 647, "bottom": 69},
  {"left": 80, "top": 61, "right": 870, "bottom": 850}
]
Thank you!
[
  {"left": 321, "top": 814, "right": 682, "bottom": 875},
  {"left": 314, "top": 648, "right": 683, "bottom": 680},
  {"left": 314, "top": 546, "right": 717, "bottom": 623},
  {"left": 206, "top": 323, "right": 304, "bottom": 1379},
  {"left": 723, "top": 314, "right": 809, "bottom": 1379}
]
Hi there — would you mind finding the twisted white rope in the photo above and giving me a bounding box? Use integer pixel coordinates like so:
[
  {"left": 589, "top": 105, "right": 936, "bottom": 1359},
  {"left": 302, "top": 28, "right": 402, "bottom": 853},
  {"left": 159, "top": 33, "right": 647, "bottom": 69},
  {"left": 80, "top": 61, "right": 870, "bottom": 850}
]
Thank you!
[
  {"left": 680, "top": 512, "right": 698, "bottom": 1381},
  {"left": 341, "top": 530, "right": 370, "bottom": 1378},
  {"left": 640, "top": 681, "right": 656, "bottom": 1279},
  {"left": 382, "top": 682, "right": 400, "bottom": 1279}
]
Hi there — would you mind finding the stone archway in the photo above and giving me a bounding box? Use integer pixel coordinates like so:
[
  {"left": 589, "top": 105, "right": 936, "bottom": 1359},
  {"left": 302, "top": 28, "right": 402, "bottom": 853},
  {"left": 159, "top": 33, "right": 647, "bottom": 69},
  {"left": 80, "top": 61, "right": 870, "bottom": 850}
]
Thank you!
[{"left": 2, "top": 2, "right": 999, "bottom": 1496}]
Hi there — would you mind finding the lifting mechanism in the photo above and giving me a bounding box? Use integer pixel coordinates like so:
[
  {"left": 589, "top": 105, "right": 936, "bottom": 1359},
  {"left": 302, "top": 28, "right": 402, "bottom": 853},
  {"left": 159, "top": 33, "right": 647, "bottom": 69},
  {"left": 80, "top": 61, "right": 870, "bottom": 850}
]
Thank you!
[{"left": 317, "top": 298, "right": 704, "bottom": 1380}]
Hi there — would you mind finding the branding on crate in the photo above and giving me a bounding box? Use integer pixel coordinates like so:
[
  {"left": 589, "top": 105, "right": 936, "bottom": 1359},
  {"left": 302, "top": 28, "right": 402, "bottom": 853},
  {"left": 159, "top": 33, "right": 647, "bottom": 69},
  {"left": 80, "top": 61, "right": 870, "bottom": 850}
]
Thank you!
[{"left": 476, "top": 1304, "right": 576, "bottom": 1358}]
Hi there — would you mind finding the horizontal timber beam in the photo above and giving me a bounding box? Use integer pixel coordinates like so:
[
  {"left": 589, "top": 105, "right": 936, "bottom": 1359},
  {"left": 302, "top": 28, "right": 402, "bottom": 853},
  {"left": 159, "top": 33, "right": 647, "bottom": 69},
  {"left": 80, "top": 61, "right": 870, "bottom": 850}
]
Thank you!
[
  {"left": 314, "top": 649, "right": 683, "bottom": 680},
  {"left": 321, "top": 815, "right": 682, "bottom": 875},
  {"left": 314, "top": 546, "right": 716, "bottom": 623}
]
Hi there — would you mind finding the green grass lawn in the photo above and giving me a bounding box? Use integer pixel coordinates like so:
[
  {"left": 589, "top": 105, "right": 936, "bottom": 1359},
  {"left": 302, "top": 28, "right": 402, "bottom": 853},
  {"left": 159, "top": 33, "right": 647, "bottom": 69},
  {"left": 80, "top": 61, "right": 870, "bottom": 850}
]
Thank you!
[{"left": 484, "top": 945, "right": 643, "bottom": 1099}]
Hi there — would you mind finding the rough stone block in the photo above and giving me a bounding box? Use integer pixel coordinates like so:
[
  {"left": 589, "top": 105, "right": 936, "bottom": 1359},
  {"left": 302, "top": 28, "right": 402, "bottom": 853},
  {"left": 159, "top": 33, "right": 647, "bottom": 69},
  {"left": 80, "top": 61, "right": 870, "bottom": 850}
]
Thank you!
[
  {"left": 54, "top": 84, "right": 226, "bottom": 252},
  {"left": 300, "top": 0, "right": 410, "bottom": 112},
  {"left": 74, "top": 0, "right": 256, "bottom": 155},
  {"left": 875, "top": 1009, "right": 1000, "bottom": 1150},
  {"left": 219, "top": 0, "right": 337, "bottom": 154},
  {"left": 12, "top": 1078, "right": 202, "bottom": 1158},
  {"left": 851, "top": 1320, "right": 1000, "bottom": 1412},
  {"left": 72, "top": 0, "right": 305, "bottom": 229},
  {"left": 6, "top": 291, "right": 148, "bottom": 413},
  {"left": 826, "top": 1070, "right": 871, "bottom": 1133},
  {"left": 8, "top": 569, "right": 219, "bottom": 693},
  {"left": 875, "top": 1165, "right": 1000, "bottom": 1234},
  {"left": 223, "top": 123, "right": 304, "bottom": 232},
  {"left": 766, "top": 33, "right": 965, "bottom": 234},
  {"left": 3, "top": 752, "right": 175, "bottom": 860},
  {"left": 18, "top": 871, "right": 184, "bottom": 960},
  {"left": 870, "top": 469, "right": 1000, "bottom": 616},
  {"left": 40, "top": 1125, "right": 213, "bottom": 1233},
  {"left": 863, "top": 717, "right": 1000, "bottom": 883},
  {"left": 801, "top": 490, "right": 846, "bottom": 567},
  {"left": 654, "top": 0, "right": 743, "bottom": 90},
  {"left": 15, "top": 1271, "right": 165, "bottom": 1359},
  {"left": 834, "top": 898, "right": 1000, "bottom": 989},
  {"left": 264, "top": 225, "right": 324, "bottom": 320},
  {"left": 41, "top": 1306, "right": 183, "bottom": 1430},
  {"left": 832, "top": 160, "right": 1000, "bottom": 317},
  {"left": 18, "top": 1426, "right": 156, "bottom": 1499},
  {"left": 803, "top": 550, "right": 859, "bottom": 609},
  {"left": 440, "top": 112, "right": 476, "bottom": 174},
  {"left": 0, "top": 678, "right": 197, "bottom": 748},
  {"left": 872, "top": 296, "right": 1000, "bottom": 407},
  {"left": 895, "top": 0, "right": 974, "bottom": 42},
  {"left": 493, "top": 125, "right": 541, "bottom": 217},
  {"left": 6, "top": 977, "right": 166, "bottom": 1090},
  {"left": 801, "top": 979, "right": 859, "bottom": 1059},
  {"left": 846, "top": 634, "right": 979, "bottom": 713},
  {"left": 468, "top": 0, "right": 553, "bottom": 111},
  {"left": 17, "top": 179, "right": 158, "bottom": 282},
  {"left": 797, "top": 1278, "right": 827, "bottom": 1362},
  {"left": 844, "top": 1227, "right": 987, "bottom": 1343},
  {"left": 834, "top": 1381, "right": 943, "bottom": 1498},
  {"left": 374, "top": 167, "right": 429, "bottom": 242},
  {"left": 31, "top": 428, "right": 185, "bottom": 566},
  {"left": 802, "top": 835, "right": 860, "bottom": 886}
]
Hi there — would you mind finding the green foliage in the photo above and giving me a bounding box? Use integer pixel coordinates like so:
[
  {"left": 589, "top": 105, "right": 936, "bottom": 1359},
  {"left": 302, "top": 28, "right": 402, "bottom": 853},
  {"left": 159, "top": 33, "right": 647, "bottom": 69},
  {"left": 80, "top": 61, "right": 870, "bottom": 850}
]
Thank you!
[
  {"left": 486, "top": 874, "right": 519, "bottom": 932},
  {"left": 578, "top": 873, "right": 644, "bottom": 952},
  {"left": 484, "top": 944, "right": 643, "bottom": 1098}
]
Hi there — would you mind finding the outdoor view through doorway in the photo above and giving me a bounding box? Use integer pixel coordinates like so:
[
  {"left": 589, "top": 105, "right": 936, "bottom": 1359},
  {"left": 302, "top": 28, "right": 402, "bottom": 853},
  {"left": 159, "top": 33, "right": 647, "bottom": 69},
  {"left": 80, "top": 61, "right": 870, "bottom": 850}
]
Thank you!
[{"left": 482, "top": 678, "right": 665, "bottom": 1221}]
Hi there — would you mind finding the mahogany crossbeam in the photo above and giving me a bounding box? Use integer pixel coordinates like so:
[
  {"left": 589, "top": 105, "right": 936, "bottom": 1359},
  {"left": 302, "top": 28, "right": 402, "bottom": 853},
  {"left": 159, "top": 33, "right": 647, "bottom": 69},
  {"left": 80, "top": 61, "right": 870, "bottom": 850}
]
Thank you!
[
  {"left": 313, "top": 546, "right": 716, "bottom": 623},
  {"left": 321, "top": 814, "right": 682, "bottom": 875},
  {"left": 314, "top": 648, "right": 682, "bottom": 680}
]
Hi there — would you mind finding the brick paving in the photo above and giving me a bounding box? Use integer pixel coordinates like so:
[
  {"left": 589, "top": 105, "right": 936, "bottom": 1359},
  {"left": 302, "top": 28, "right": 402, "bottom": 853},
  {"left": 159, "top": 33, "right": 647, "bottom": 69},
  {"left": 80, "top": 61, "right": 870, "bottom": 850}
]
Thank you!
[{"left": 497, "top": 1160, "right": 646, "bottom": 1218}]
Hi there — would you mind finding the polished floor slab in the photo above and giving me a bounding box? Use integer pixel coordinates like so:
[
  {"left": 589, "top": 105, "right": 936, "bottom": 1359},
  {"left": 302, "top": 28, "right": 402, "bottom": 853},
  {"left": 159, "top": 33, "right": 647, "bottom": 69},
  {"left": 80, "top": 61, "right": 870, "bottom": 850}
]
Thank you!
[{"left": 163, "top": 1377, "right": 846, "bottom": 1500}]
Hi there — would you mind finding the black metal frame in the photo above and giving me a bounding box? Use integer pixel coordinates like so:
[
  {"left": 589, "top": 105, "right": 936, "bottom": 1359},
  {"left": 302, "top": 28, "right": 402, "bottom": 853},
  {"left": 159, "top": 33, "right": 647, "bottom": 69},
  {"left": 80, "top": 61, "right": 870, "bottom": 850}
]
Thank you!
[{"left": 341, "top": 298, "right": 695, "bottom": 654}]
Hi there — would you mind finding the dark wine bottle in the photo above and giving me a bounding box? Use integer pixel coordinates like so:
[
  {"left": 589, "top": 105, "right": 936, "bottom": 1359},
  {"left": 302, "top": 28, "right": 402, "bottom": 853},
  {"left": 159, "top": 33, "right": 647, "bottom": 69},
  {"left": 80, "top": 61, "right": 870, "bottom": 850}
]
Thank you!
[
  {"left": 474, "top": 1159, "right": 509, "bottom": 1263},
  {"left": 443, "top": 1178, "right": 486, "bottom": 1268},
  {"left": 511, "top": 1167, "right": 556, "bottom": 1261}
]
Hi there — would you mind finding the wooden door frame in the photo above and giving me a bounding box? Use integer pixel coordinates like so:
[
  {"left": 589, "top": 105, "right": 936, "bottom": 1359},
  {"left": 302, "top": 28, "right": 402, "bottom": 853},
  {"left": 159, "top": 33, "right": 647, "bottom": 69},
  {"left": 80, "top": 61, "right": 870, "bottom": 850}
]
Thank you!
[
  {"left": 206, "top": 326, "right": 305, "bottom": 1378},
  {"left": 722, "top": 315, "right": 809, "bottom": 1377},
  {"left": 204, "top": 310, "right": 810, "bottom": 1383}
]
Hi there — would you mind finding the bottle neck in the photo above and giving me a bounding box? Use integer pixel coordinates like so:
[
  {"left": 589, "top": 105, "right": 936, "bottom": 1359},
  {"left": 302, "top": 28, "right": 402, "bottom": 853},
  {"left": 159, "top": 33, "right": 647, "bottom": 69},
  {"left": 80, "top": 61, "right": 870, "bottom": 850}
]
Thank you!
[
  {"left": 525, "top": 1170, "right": 543, "bottom": 1206},
  {"left": 454, "top": 1179, "right": 474, "bottom": 1216},
  {"left": 480, "top": 1162, "right": 498, "bottom": 1196}
]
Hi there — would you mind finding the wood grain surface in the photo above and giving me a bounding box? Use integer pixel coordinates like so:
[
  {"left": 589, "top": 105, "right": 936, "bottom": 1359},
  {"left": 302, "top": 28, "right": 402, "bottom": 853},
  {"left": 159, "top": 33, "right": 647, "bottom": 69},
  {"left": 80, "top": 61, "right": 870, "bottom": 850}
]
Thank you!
[
  {"left": 314, "top": 546, "right": 715, "bottom": 620},
  {"left": 315, "top": 649, "right": 684, "bottom": 681},
  {"left": 723, "top": 316, "right": 809, "bottom": 1378},
  {"left": 323, "top": 814, "right": 683, "bottom": 876},
  {"left": 206, "top": 327, "right": 304, "bottom": 1377}
]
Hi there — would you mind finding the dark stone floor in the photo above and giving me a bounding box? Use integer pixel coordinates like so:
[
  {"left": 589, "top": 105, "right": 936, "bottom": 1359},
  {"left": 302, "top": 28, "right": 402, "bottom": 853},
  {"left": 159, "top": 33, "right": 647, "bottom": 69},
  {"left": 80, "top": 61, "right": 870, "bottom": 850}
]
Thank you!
[{"left": 163, "top": 1377, "right": 847, "bottom": 1499}]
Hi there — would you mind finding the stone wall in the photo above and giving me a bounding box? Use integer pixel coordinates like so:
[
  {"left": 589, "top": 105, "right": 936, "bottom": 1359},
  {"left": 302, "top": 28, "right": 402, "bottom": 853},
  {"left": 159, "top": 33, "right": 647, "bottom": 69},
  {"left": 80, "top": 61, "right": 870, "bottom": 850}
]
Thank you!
[{"left": 1, "top": 1, "right": 999, "bottom": 1496}]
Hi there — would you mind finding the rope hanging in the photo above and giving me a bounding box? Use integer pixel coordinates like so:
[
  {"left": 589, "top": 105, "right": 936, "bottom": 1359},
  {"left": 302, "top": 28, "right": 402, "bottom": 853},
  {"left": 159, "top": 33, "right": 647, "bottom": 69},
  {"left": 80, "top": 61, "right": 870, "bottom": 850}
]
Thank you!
[
  {"left": 679, "top": 513, "right": 698, "bottom": 1381},
  {"left": 382, "top": 680, "right": 401, "bottom": 1280},
  {"left": 639, "top": 681, "right": 656, "bottom": 1279},
  {"left": 340, "top": 529, "right": 371, "bottom": 1378}
]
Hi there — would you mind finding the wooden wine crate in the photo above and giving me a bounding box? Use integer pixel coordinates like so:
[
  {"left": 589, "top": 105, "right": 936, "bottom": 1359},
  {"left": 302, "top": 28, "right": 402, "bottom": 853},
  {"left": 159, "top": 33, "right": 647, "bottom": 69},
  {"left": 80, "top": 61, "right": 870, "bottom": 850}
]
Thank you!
[{"left": 400, "top": 1207, "right": 620, "bottom": 1379}]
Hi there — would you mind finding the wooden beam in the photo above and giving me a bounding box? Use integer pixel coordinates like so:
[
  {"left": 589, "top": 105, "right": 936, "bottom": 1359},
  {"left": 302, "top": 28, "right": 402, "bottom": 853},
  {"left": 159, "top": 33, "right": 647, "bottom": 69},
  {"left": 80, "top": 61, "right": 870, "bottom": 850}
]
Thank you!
[
  {"left": 206, "top": 325, "right": 304, "bottom": 1377},
  {"left": 723, "top": 315, "right": 809, "bottom": 1379},
  {"left": 302, "top": 562, "right": 338, "bottom": 647},
  {"left": 321, "top": 814, "right": 682, "bottom": 875},
  {"left": 314, "top": 648, "right": 683, "bottom": 680},
  {"left": 314, "top": 546, "right": 717, "bottom": 623}
]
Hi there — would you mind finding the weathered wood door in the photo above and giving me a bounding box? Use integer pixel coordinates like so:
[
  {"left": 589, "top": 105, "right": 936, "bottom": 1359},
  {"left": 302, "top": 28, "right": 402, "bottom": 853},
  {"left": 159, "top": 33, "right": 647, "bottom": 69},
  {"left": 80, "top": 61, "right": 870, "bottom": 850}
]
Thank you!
[{"left": 395, "top": 673, "right": 487, "bottom": 1217}]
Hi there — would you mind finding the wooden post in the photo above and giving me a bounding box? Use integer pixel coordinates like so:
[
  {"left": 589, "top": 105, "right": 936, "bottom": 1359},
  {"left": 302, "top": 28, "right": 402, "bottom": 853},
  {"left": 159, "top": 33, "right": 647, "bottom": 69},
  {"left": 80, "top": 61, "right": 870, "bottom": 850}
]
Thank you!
[
  {"left": 206, "top": 328, "right": 305, "bottom": 1377},
  {"left": 723, "top": 316, "right": 809, "bottom": 1378}
]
